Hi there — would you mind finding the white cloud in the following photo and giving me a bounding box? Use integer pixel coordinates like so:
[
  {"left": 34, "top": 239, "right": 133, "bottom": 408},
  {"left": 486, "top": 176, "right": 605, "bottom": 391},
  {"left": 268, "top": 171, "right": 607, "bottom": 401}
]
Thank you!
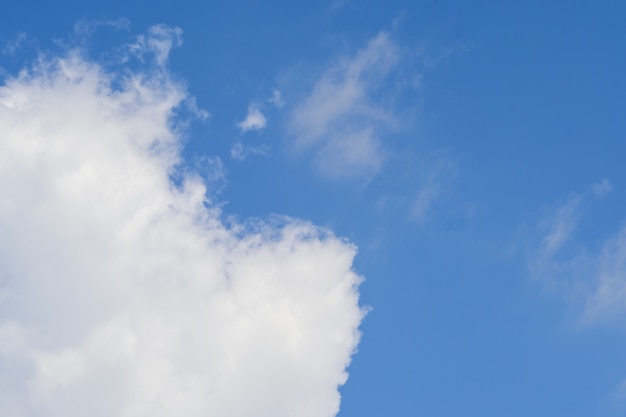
[
  {"left": 129, "top": 24, "right": 182, "bottom": 66},
  {"left": 0, "top": 26, "right": 364, "bottom": 417},
  {"left": 409, "top": 157, "right": 454, "bottom": 224},
  {"left": 288, "top": 31, "right": 404, "bottom": 180},
  {"left": 230, "top": 141, "right": 246, "bottom": 159},
  {"left": 581, "top": 224, "right": 626, "bottom": 324},
  {"left": 230, "top": 141, "right": 269, "bottom": 160},
  {"left": 535, "top": 180, "right": 613, "bottom": 258},
  {"left": 315, "top": 128, "right": 383, "bottom": 179},
  {"left": 539, "top": 194, "right": 583, "bottom": 255},
  {"left": 592, "top": 177, "right": 613, "bottom": 196},
  {"left": 412, "top": 183, "right": 439, "bottom": 223},
  {"left": 2, "top": 33, "right": 30, "bottom": 55},
  {"left": 73, "top": 17, "right": 130, "bottom": 38},
  {"left": 237, "top": 104, "right": 267, "bottom": 132},
  {"left": 529, "top": 180, "right": 626, "bottom": 326},
  {"left": 329, "top": 0, "right": 350, "bottom": 14},
  {"left": 268, "top": 89, "right": 285, "bottom": 108},
  {"left": 184, "top": 96, "right": 210, "bottom": 121}
]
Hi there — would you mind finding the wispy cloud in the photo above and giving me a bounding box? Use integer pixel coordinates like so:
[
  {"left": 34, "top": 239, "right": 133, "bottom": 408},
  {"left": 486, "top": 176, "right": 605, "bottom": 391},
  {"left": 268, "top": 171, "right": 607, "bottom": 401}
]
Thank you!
[
  {"left": 73, "top": 17, "right": 130, "bottom": 38},
  {"left": 128, "top": 24, "right": 182, "bottom": 66},
  {"left": 539, "top": 194, "right": 583, "bottom": 255},
  {"left": 1, "top": 33, "right": 31, "bottom": 55},
  {"left": 529, "top": 179, "right": 626, "bottom": 326},
  {"left": 582, "top": 224, "right": 626, "bottom": 324},
  {"left": 328, "top": 0, "right": 350, "bottom": 14},
  {"left": 410, "top": 157, "right": 455, "bottom": 224},
  {"left": 411, "top": 183, "right": 440, "bottom": 224},
  {"left": 592, "top": 177, "right": 613, "bottom": 196},
  {"left": 268, "top": 89, "right": 285, "bottom": 108},
  {"left": 237, "top": 103, "right": 267, "bottom": 132},
  {"left": 610, "top": 377, "right": 626, "bottom": 405},
  {"left": 230, "top": 141, "right": 269, "bottom": 160},
  {"left": 0, "top": 26, "right": 364, "bottom": 417},
  {"left": 288, "top": 31, "right": 410, "bottom": 180}
]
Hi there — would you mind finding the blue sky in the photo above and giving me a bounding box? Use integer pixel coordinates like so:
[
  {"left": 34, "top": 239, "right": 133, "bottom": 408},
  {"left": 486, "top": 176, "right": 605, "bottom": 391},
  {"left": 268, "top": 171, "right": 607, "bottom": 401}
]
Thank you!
[{"left": 1, "top": 1, "right": 626, "bottom": 416}]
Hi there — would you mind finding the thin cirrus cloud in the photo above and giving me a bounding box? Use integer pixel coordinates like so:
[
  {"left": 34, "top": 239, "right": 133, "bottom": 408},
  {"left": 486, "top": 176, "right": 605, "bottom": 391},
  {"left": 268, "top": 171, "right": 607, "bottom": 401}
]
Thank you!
[
  {"left": 0, "top": 26, "right": 365, "bottom": 417},
  {"left": 409, "top": 157, "right": 455, "bottom": 224},
  {"left": 288, "top": 31, "right": 405, "bottom": 180},
  {"left": 532, "top": 179, "right": 626, "bottom": 404},
  {"left": 1, "top": 32, "right": 31, "bottom": 56},
  {"left": 73, "top": 17, "right": 130, "bottom": 38},
  {"left": 530, "top": 179, "right": 626, "bottom": 326},
  {"left": 230, "top": 141, "right": 269, "bottom": 161}
]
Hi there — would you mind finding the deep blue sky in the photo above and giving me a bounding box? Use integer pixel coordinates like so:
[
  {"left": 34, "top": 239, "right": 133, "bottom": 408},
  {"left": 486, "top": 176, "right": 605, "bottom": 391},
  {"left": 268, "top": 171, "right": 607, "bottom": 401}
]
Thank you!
[{"left": 2, "top": 1, "right": 626, "bottom": 416}]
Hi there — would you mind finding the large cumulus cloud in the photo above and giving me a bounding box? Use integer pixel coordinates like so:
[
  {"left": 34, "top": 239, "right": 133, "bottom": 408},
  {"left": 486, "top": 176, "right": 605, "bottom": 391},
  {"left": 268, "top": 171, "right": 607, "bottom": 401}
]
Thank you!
[{"left": 0, "top": 26, "right": 365, "bottom": 417}]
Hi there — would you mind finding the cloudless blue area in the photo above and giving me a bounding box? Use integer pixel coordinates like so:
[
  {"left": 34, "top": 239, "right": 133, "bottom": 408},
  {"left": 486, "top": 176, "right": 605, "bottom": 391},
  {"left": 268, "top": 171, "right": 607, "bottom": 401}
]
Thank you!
[{"left": 3, "top": 1, "right": 626, "bottom": 416}]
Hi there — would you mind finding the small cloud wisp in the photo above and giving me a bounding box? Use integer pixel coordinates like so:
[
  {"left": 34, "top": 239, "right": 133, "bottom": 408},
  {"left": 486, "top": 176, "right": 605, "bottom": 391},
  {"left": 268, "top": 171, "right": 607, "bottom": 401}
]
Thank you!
[
  {"left": 289, "top": 32, "right": 403, "bottom": 180},
  {"left": 530, "top": 179, "right": 626, "bottom": 327},
  {"left": 237, "top": 103, "right": 267, "bottom": 132}
]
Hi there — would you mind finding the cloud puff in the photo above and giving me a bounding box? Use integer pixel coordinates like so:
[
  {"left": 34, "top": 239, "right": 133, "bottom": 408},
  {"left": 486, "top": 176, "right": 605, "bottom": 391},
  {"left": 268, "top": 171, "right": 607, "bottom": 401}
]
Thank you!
[
  {"left": 289, "top": 32, "right": 403, "bottom": 180},
  {"left": 237, "top": 104, "right": 267, "bottom": 132},
  {"left": 268, "top": 89, "right": 285, "bottom": 108},
  {"left": 0, "top": 27, "right": 364, "bottom": 417},
  {"left": 529, "top": 180, "right": 626, "bottom": 326},
  {"left": 129, "top": 24, "right": 183, "bottom": 66}
]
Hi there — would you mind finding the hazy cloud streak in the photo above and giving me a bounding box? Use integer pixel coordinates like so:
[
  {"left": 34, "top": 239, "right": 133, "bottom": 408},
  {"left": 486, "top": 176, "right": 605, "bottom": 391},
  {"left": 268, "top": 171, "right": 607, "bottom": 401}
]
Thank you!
[
  {"left": 530, "top": 179, "right": 626, "bottom": 326},
  {"left": 289, "top": 32, "right": 402, "bottom": 180}
]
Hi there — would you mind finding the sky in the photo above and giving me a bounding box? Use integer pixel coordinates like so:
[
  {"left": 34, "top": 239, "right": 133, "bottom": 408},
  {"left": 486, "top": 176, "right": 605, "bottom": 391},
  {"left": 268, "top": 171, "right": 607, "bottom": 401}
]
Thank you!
[{"left": 0, "top": 1, "right": 625, "bottom": 416}]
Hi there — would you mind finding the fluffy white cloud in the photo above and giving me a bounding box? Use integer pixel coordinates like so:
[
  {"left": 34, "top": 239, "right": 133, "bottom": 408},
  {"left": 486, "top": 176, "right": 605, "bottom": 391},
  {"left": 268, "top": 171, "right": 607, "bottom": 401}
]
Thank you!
[
  {"left": 237, "top": 104, "right": 267, "bottom": 132},
  {"left": 289, "top": 32, "right": 402, "bottom": 180},
  {"left": 0, "top": 27, "right": 364, "bottom": 417}
]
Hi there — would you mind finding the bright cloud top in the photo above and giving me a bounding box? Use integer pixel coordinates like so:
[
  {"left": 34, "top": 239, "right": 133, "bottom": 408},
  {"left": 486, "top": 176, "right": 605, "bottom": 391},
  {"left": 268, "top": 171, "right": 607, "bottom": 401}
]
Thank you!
[
  {"left": 237, "top": 103, "right": 267, "bottom": 132},
  {"left": 289, "top": 32, "right": 402, "bottom": 180},
  {"left": 0, "top": 27, "right": 364, "bottom": 417}
]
